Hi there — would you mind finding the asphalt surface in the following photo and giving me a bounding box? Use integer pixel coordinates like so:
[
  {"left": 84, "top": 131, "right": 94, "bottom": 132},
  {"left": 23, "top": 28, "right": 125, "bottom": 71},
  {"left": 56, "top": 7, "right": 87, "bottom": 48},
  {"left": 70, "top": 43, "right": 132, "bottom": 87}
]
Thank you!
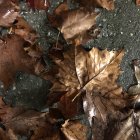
[{"left": 92, "top": 0, "right": 140, "bottom": 91}]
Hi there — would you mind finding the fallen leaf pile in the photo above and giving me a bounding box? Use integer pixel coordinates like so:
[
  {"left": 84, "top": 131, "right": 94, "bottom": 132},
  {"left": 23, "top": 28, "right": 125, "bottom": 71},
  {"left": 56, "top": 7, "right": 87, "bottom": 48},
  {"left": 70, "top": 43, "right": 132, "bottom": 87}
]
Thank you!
[{"left": 0, "top": 0, "right": 140, "bottom": 140}]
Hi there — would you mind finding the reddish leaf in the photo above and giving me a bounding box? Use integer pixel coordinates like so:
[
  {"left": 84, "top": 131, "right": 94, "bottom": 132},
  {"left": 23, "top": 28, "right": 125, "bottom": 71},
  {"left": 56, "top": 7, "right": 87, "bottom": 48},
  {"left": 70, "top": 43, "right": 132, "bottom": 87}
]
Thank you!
[
  {"left": 13, "top": 17, "right": 38, "bottom": 44},
  {"left": 26, "top": 0, "right": 50, "bottom": 10},
  {"left": 136, "top": 0, "right": 140, "bottom": 5},
  {"left": 0, "top": 35, "right": 45, "bottom": 89},
  {"left": 61, "top": 120, "right": 88, "bottom": 140},
  {"left": 0, "top": 0, "right": 19, "bottom": 27}
]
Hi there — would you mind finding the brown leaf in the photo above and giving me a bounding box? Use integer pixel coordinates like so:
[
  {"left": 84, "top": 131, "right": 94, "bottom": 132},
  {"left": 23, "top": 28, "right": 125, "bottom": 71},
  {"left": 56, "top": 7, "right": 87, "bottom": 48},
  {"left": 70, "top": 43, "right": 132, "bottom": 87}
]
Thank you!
[
  {"left": 136, "top": 0, "right": 140, "bottom": 6},
  {"left": 49, "top": 8, "right": 98, "bottom": 45},
  {"left": 0, "top": 0, "right": 19, "bottom": 27},
  {"left": 0, "top": 128, "right": 10, "bottom": 140},
  {"left": 0, "top": 97, "right": 64, "bottom": 139},
  {"left": 128, "top": 60, "right": 140, "bottom": 95},
  {"left": 0, "top": 35, "right": 45, "bottom": 89},
  {"left": 50, "top": 45, "right": 127, "bottom": 121},
  {"left": 58, "top": 94, "right": 82, "bottom": 118},
  {"left": 74, "top": 0, "right": 114, "bottom": 10},
  {"left": 12, "top": 17, "right": 38, "bottom": 44},
  {"left": 26, "top": 0, "right": 50, "bottom": 10},
  {"left": 61, "top": 120, "right": 88, "bottom": 140}
]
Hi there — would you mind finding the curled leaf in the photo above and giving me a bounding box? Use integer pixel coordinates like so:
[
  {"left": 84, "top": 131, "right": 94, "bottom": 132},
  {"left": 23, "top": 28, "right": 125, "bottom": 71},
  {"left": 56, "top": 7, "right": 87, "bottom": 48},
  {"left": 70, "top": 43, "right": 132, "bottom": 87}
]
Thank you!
[{"left": 128, "top": 60, "right": 140, "bottom": 95}]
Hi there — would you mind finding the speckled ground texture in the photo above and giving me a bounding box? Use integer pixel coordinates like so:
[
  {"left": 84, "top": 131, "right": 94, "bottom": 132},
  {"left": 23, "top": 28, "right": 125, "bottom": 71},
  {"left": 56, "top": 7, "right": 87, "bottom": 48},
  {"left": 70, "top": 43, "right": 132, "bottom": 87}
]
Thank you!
[
  {"left": 92, "top": 0, "right": 140, "bottom": 90},
  {"left": 0, "top": 0, "right": 64, "bottom": 110},
  {"left": 1, "top": 0, "right": 140, "bottom": 109}
]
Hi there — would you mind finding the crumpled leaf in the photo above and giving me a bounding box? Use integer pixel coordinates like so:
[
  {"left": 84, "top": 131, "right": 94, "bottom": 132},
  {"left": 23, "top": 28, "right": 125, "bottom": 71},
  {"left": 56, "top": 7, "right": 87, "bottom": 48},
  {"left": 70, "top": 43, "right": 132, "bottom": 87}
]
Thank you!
[
  {"left": 0, "top": 35, "right": 46, "bottom": 89},
  {"left": 61, "top": 120, "right": 88, "bottom": 140},
  {"left": 49, "top": 7, "right": 98, "bottom": 45},
  {"left": 49, "top": 45, "right": 127, "bottom": 122},
  {"left": 0, "top": 97, "right": 64, "bottom": 139},
  {"left": 128, "top": 60, "right": 140, "bottom": 95},
  {"left": 74, "top": 0, "right": 114, "bottom": 10},
  {"left": 113, "top": 109, "right": 140, "bottom": 140},
  {"left": 0, "top": 0, "right": 19, "bottom": 27},
  {"left": 12, "top": 17, "right": 38, "bottom": 44}
]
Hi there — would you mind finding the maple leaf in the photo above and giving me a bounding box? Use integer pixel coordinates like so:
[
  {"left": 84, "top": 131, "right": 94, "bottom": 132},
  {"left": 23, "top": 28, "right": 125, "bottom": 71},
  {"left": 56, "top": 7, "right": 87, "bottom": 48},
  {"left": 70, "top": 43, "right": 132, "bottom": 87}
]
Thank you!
[
  {"left": 48, "top": 45, "right": 128, "bottom": 124},
  {"left": 0, "top": 35, "right": 46, "bottom": 89},
  {"left": 0, "top": 0, "right": 19, "bottom": 27}
]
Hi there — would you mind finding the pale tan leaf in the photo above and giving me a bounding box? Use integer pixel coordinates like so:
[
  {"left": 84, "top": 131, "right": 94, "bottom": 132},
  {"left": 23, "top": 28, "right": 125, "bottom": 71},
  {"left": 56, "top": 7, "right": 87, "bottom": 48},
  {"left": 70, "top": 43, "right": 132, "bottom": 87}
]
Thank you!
[
  {"left": 60, "top": 9, "right": 98, "bottom": 42},
  {"left": 50, "top": 45, "right": 127, "bottom": 121},
  {"left": 61, "top": 120, "right": 88, "bottom": 140}
]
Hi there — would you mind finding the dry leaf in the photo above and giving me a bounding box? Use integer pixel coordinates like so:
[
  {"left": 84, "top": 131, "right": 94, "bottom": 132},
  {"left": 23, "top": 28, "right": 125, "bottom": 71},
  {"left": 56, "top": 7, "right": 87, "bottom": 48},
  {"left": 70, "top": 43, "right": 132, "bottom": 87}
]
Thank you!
[
  {"left": 0, "top": 128, "right": 10, "bottom": 140},
  {"left": 0, "top": 97, "right": 64, "bottom": 139},
  {"left": 60, "top": 9, "right": 98, "bottom": 42},
  {"left": 0, "top": 35, "right": 45, "bottom": 89},
  {"left": 13, "top": 17, "right": 38, "bottom": 44},
  {"left": 26, "top": 0, "right": 49, "bottom": 10},
  {"left": 0, "top": 0, "right": 19, "bottom": 27},
  {"left": 49, "top": 8, "right": 98, "bottom": 45},
  {"left": 128, "top": 60, "right": 140, "bottom": 95},
  {"left": 61, "top": 120, "right": 88, "bottom": 140},
  {"left": 74, "top": 0, "right": 114, "bottom": 10},
  {"left": 49, "top": 45, "right": 127, "bottom": 121},
  {"left": 136, "top": 0, "right": 140, "bottom": 6}
]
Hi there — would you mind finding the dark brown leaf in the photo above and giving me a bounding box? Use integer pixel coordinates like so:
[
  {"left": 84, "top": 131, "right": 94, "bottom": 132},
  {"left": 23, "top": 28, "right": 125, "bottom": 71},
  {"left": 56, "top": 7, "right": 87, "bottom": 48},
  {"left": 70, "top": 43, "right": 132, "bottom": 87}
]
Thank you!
[
  {"left": 0, "top": 0, "right": 19, "bottom": 27},
  {"left": 12, "top": 17, "right": 38, "bottom": 44},
  {"left": 0, "top": 35, "right": 45, "bottom": 89},
  {"left": 26, "top": 0, "right": 50, "bottom": 10}
]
